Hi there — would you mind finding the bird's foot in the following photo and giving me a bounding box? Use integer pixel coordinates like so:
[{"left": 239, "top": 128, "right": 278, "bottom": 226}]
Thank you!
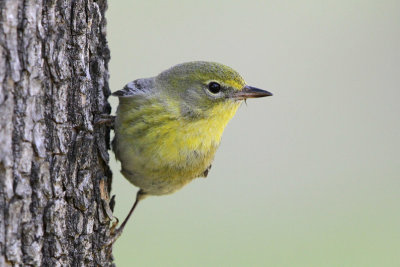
[
  {"left": 105, "top": 223, "right": 124, "bottom": 247},
  {"left": 94, "top": 114, "right": 115, "bottom": 128}
]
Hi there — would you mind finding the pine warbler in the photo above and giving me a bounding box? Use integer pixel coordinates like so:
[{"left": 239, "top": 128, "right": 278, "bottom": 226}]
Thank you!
[{"left": 110, "top": 61, "right": 272, "bottom": 241}]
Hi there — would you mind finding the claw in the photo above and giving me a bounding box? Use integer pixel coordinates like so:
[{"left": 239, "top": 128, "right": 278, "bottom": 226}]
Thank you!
[
  {"left": 110, "top": 217, "right": 119, "bottom": 234},
  {"left": 95, "top": 114, "right": 115, "bottom": 128}
]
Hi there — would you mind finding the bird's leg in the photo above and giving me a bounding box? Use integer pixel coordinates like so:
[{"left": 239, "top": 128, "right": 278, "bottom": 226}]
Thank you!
[
  {"left": 115, "top": 190, "right": 146, "bottom": 235},
  {"left": 94, "top": 114, "right": 115, "bottom": 129},
  {"left": 106, "top": 190, "right": 147, "bottom": 245}
]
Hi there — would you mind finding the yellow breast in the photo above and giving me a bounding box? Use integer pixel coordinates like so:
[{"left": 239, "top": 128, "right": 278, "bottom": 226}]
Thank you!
[{"left": 114, "top": 97, "right": 240, "bottom": 195}]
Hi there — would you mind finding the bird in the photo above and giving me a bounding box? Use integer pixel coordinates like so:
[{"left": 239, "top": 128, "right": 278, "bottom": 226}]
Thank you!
[{"left": 109, "top": 61, "right": 272, "bottom": 242}]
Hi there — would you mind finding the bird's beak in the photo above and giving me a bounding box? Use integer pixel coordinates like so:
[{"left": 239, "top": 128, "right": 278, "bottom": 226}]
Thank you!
[{"left": 233, "top": 85, "right": 273, "bottom": 100}]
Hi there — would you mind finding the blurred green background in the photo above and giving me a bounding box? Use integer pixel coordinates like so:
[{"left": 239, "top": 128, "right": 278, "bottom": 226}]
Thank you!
[{"left": 106, "top": 1, "right": 400, "bottom": 266}]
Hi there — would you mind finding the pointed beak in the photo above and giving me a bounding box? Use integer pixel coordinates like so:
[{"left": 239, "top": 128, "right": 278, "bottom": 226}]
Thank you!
[{"left": 233, "top": 85, "right": 273, "bottom": 100}]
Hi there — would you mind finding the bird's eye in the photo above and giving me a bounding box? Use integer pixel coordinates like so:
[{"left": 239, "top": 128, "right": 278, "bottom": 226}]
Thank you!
[{"left": 208, "top": 82, "right": 221, "bottom": 94}]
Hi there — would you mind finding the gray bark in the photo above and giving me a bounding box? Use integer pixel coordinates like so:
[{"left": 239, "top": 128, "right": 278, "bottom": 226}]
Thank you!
[{"left": 0, "top": 0, "right": 114, "bottom": 266}]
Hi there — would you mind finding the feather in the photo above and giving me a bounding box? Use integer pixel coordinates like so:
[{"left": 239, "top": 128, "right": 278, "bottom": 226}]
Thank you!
[{"left": 112, "top": 79, "right": 153, "bottom": 97}]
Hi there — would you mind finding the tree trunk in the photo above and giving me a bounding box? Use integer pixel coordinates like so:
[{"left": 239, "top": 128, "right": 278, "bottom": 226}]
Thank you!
[{"left": 0, "top": 0, "right": 114, "bottom": 266}]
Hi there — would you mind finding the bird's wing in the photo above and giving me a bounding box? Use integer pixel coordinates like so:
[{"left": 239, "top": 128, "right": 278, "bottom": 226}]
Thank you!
[{"left": 112, "top": 79, "right": 152, "bottom": 97}]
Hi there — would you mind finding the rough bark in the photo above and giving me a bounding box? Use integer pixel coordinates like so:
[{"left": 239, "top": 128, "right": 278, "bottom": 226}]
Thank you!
[{"left": 0, "top": 0, "right": 114, "bottom": 266}]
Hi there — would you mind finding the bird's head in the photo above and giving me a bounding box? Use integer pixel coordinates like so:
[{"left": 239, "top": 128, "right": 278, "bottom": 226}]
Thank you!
[{"left": 155, "top": 61, "right": 272, "bottom": 120}]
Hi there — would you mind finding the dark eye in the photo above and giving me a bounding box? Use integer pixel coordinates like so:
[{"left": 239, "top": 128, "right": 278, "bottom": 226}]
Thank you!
[{"left": 208, "top": 82, "right": 221, "bottom": 94}]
